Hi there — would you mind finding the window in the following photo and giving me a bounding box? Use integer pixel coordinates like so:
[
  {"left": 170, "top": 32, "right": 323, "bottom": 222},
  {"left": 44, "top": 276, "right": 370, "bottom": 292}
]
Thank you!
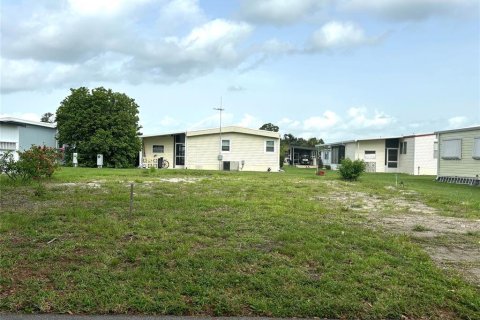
[
  {"left": 364, "top": 150, "right": 376, "bottom": 160},
  {"left": 265, "top": 140, "right": 275, "bottom": 152},
  {"left": 222, "top": 139, "right": 230, "bottom": 152},
  {"left": 441, "top": 139, "right": 461, "bottom": 160},
  {"left": 400, "top": 141, "right": 407, "bottom": 154},
  {"left": 324, "top": 151, "right": 329, "bottom": 160},
  {"left": 433, "top": 141, "right": 438, "bottom": 159},
  {"left": 473, "top": 137, "right": 480, "bottom": 160},
  {"left": 152, "top": 145, "right": 164, "bottom": 153},
  {"left": 0, "top": 141, "right": 16, "bottom": 151}
]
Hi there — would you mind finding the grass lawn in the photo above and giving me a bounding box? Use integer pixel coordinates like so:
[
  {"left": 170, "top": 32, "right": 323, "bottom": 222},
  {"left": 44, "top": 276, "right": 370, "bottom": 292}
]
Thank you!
[{"left": 0, "top": 166, "right": 479, "bottom": 319}]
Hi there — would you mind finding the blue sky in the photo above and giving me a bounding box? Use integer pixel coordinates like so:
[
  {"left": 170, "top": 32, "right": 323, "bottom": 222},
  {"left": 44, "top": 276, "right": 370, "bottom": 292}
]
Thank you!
[{"left": 1, "top": 0, "right": 479, "bottom": 142}]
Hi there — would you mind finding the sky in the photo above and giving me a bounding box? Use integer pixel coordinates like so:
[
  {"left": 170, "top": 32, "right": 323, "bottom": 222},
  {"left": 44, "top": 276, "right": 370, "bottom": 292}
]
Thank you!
[{"left": 1, "top": 0, "right": 479, "bottom": 142}]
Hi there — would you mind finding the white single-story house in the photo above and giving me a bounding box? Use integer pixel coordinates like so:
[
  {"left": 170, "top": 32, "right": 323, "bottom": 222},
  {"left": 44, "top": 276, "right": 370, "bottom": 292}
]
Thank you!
[
  {"left": 317, "top": 133, "right": 438, "bottom": 175},
  {"left": 140, "top": 126, "right": 281, "bottom": 172},
  {"left": 0, "top": 117, "right": 57, "bottom": 160},
  {"left": 435, "top": 126, "right": 480, "bottom": 185}
]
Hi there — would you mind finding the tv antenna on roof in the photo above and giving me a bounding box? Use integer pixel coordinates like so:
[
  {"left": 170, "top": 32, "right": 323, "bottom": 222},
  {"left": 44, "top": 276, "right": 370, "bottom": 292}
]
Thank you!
[{"left": 213, "top": 97, "right": 225, "bottom": 170}]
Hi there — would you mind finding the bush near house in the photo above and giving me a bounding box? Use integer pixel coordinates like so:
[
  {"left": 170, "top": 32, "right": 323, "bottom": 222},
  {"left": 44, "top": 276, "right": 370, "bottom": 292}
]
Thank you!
[
  {"left": 338, "top": 158, "right": 366, "bottom": 181},
  {"left": 0, "top": 146, "right": 61, "bottom": 181}
]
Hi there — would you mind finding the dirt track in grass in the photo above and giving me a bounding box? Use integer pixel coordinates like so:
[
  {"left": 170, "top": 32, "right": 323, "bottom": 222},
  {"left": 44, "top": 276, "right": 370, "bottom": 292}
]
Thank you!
[{"left": 314, "top": 180, "right": 480, "bottom": 286}]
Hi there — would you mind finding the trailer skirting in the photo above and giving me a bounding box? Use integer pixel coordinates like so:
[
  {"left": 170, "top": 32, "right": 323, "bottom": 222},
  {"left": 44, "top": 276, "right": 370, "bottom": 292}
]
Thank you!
[{"left": 436, "top": 176, "right": 480, "bottom": 186}]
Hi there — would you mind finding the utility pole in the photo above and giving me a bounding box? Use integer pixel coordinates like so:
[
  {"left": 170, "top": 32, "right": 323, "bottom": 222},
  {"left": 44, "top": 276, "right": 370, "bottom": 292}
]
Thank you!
[{"left": 213, "top": 98, "right": 224, "bottom": 170}]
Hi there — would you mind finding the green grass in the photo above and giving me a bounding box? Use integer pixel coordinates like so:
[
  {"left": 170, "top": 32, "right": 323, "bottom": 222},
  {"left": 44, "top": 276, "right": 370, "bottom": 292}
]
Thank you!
[{"left": 0, "top": 167, "right": 479, "bottom": 318}]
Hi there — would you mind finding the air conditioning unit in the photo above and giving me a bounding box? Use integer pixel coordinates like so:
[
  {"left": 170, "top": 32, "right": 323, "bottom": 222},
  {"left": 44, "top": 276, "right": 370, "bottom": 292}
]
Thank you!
[{"left": 223, "top": 161, "right": 240, "bottom": 171}]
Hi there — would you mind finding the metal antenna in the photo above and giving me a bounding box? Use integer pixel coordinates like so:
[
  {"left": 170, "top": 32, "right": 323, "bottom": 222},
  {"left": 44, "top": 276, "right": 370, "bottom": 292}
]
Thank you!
[{"left": 213, "top": 97, "right": 225, "bottom": 170}]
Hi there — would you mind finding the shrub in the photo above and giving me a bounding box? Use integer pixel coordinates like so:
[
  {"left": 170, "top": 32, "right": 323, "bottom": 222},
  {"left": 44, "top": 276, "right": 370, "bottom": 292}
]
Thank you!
[
  {"left": 0, "top": 151, "right": 25, "bottom": 181},
  {"left": 338, "top": 158, "right": 366, "bottom": 181},
  {"left": 0, "top": 146, "right": 61, "bottom": 181},
  {"left": 280, "top": 154, "right": 285, "bottom": 168}
]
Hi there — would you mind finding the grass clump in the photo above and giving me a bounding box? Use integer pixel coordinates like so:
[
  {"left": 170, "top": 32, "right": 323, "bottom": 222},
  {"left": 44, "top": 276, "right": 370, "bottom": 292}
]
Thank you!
[{"left": 412, "top": 225, "right": 431, "bottom": 232}]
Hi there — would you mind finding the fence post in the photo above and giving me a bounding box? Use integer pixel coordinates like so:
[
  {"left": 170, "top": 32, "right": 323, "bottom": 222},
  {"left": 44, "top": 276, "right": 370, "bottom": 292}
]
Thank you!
[{"left": 129, "top": 183, "right": 134, "bottom": 214}]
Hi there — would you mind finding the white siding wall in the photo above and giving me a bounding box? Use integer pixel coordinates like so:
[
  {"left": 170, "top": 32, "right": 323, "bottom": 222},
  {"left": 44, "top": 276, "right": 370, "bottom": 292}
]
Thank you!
[
  {"left": 357, "top": 140, "right": 386, "bottom": 173},
  {"left": 320, "top": 148, "right": 331, "bottom": 166},
  {"left": 186, "top": 134, "right": 220, "bottom": 170},
  {"left": 0, "top": 124, "right": 19, "bottom": 160},
  {"left": 438, "top": 128, "right": 480, "bottom": 178},
  {"left": 398, "top": 137, "right": 415, "bottom": 174},
  {"left": 345, "top": 142, "right": 356, "bottom": 160},
  {"left": 143, "top": 135, "right": 175, "bottom": 166},
  {"left": 186, "top": 133, "right": 280, "bottom": 171},
  {"left": 413, "top": 135, "right": 437, "bottom": 175}
]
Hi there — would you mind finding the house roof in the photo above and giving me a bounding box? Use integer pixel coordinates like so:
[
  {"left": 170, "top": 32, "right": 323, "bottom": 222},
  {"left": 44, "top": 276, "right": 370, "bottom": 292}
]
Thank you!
[
  {"left": 434, "top": 125, "right": 480, "bottom": 135},
  {"left": 142, "top": 126, "right": 280, "bottom": 139},
  {"left": 0, "top": 117, "right": 56, "bottom": 129},
  {"left": 317, "top": 132, "right": 437, "bottom": 148}
]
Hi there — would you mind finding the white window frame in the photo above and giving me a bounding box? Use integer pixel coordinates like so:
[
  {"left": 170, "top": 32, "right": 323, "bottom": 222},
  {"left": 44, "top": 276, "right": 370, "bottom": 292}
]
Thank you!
[
  {"left": 265, "top": 140, "right": 275, "bottom": 153},
  {"left": 221, "top": 139, "right": 231, "bottom": 152},
  {"left": 441, "top": 139, "right": 462, "bottom": 160},
  {"left": 152, "top": 145, "right": 164, "bottom": 153},
  {"left": 364, "top": 150, "right": 376, "bottom": 160},
  {"left": 400, "top": 141, "right": 407, "bottom": 155},
  {"left": 433, "top": 141, "right": 439, "bottom": 159},
  {"left": 473, "top": 137, "right": 480, "bottom": 160}
]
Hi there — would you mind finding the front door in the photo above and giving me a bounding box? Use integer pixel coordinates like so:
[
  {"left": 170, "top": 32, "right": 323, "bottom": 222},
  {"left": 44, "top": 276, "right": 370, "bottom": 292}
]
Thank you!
[
  {"left": 386, "top": 148, "right": 398, "bottom": 172},
  {"left": 175, "top": 143, "right": 185, "bottom": 167}
]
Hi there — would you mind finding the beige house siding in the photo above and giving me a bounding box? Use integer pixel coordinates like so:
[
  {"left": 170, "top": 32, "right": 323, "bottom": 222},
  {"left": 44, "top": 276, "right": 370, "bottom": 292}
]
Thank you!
[
  {"left": 344, "top": 142, "right": 356, "bottom": 161},
  {"left": 186, "top": 132, "right": 279, "bottom": 171},
  {"left": 398, "top": 137, "right": 415, "bottom": 174},
  {"left": 414, "top": 135, "right": 437, "bottom": 175},
  {"left": 185, "top": 134, "right": 219, "bottom": 170},
  {"left": 357, "top": 140, "right": 386, "bottom": 173},
  {"left": 438, "top": 128, "right": 480, "bottom": 178},
  {"left": 142, "top": 135, "right": 175, "bottom": 166}
]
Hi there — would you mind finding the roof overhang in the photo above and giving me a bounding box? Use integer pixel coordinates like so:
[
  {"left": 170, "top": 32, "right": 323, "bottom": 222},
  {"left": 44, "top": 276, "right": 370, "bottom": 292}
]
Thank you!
[
  {"left": 0, "top": 117, "right": 56, "bottom": 129},
  {"left": 434, "top": 125, "right": 480, "bottom": 135}
]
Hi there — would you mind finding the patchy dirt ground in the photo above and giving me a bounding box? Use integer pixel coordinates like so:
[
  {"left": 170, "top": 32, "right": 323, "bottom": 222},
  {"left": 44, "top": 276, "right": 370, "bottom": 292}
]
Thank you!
[{"left": 314, "top": 181, "right": 480, "bottom": 286}]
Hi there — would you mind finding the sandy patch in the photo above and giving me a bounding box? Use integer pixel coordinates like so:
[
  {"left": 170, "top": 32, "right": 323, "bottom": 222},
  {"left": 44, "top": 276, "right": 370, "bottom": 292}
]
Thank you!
[{"left": 313, "top": 184, "right": 480, "bottom": 286}]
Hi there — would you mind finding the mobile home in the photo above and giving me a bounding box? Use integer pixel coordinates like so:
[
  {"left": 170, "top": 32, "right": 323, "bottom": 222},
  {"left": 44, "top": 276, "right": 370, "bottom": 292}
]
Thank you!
[
  {"left": 435, "top": 126, "right": 480, "bottom": 184},
  {"left": 317, "top": 133, "right": 437, "bottom": 175},
  {"left": 0, "top": 117, "right": 57, "bottom": 160},
  {"left": 141, "top": 126, "right": 281, "bottom": 172}
]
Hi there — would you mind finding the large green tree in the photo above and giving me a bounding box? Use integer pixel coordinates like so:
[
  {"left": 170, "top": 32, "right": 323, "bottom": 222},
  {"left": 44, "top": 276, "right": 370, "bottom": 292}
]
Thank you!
[
  {"left": 56, "top": 87, "right": 141, "bottom": 168},
  {"left": 259, "top": 123, "right": 279, "bottom": 132}
]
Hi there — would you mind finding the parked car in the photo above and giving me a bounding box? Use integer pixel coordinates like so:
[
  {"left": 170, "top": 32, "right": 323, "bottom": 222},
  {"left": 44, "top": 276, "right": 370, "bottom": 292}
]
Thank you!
[{"left": 300, "top": 154, "right": 311, "bottom": 165}]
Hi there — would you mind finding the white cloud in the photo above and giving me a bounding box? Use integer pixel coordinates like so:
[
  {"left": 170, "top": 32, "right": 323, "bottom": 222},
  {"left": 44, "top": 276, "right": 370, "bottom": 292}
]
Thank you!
[
  {"left": 239, "top": 0, "right": 326, "bottom": 25},
  {"left": 347, "top": 107, "right": 395, "bottom": 128},
  {"left": 0, "top": 1, "right": 254, "bottom": 93},
  {"left": 343, "top": 0, "right": 476, "bottom": 21},
  {"left": 228, "top": 85, "right": 246, "bottom": 92},
  {"left": 278, "top": 117, "right": 301, "bottom": 129},
  {"left": 236, "top": 114, "right": 263, "bottom": 128},
  {"left": 159, "top": 116, "right": 177, "bottom": 127},
  {"left": 308, "top": 21, "right": 375, "bottom": 51},
  {"left": 187, "top": 112, "right": 235, "bottom": 130},
  {"left": 303, "top": 111, "right": 341, "bottom": 130},
  {"left": 448, "top": 116, "right": 469, "bottom": 129}
]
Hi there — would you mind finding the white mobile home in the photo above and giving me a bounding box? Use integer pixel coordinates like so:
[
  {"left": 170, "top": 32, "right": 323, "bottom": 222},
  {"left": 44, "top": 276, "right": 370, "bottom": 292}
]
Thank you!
[
  {"left": 317, "top": 133, "right": 438, "bottom": 175},
  {"left": 0, "top": 117, "right": 57, "bottom": 160},
  {"left": 435, "top": 126, "right": 480, "bottom": 185},
  {"left": 141, "top": 126, "right": 280, "bottom": 172}
]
